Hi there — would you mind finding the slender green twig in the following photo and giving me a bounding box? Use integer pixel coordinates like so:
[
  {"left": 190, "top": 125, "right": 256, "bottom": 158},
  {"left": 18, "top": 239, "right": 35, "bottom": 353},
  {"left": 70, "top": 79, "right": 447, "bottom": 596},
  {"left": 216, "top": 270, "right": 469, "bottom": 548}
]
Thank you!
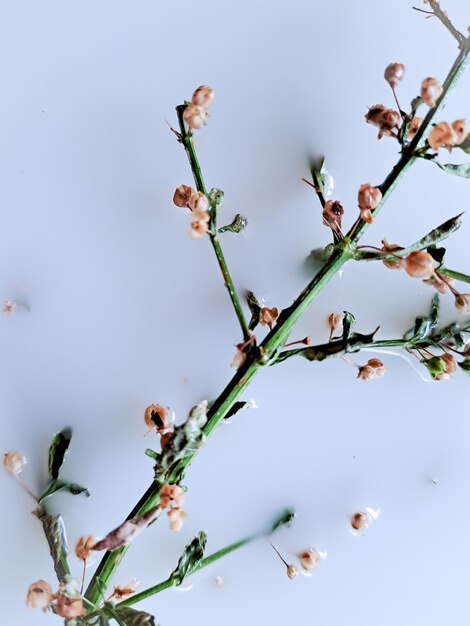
[
  {"left": 85, "top": 33, "right": 470, "bottom": 608},
  {"left": 175, "top": 105, "right": 250, "bottom": 341}
]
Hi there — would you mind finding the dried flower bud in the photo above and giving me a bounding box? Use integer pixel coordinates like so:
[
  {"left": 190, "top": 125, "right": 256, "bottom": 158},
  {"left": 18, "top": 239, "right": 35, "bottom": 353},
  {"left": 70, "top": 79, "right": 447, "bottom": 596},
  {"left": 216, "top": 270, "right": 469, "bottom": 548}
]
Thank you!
[
  {"left": 300, "top": 548, "right": 322, "bottom": 571},
  {"left": 322, "top": 199, "right": 344, "bottom": 234},
  {"left": 144, "top": 404, "right": 174, "bottom": 435},
  {"left": 110, "top": 580, "right": 139, "bottom": 601},
  {"left": 328, "top": 312, "right": 343, "bottom": 336},
  {"left": 367, "top": 358, "right": 385, "bottom": 372},
  {"left": 365, "top": 104, "right": 387, "bottom": 126},
  {"left": 54, "top": 594, "right": 86, "bottom": 619},
  {"left": 427, "top": 122, "right": 457, "bottom": 150},
  {"left": 451, "top": 119, "right": 467, "bottom": 145},
  {"left": 173, "top": 184, "right": 195, "bottom": 208},
  {"left": 441, "top": 353, "right": 457, "bottom": 374},
  {"left": 189, "top": 213, "right": 211, "bottom": 239},
  {"left": 230, "top": 342, "right": 250, "bottom": 369},
  {"left": 286, "top": 564, "right": 299, "bottom": 580},
  {"left": 351, "top": 512, "right": 369, "bottom": 531},
  {"left": 384, "top": 62, "right": 405, "bottom": 88},
  {"left": 167, "top": 507, "right": 188, "bottom": 532},
  {"left": 259, "top": 306, "right": 279, "bottom": 329},
  {"left": 358, "top": 183, "right": 382, "bottom": 212},
  {"left": 3, "top": 300, "right": 17, "bottom": 315},
  {"left": 3, "top": 451, "right": 25, "bottom": 475},
  {"left": 75, "top": 535, "right": 94, "bottom": 561},
  {"left": 378, "top": 109, "right": 401, "bottom": 139},
  {"left": 188, "top": 192, "right": 209, "bottom": 212},
  {"left": 191, "top": 85, "right": 215, "bottom": 109},
  {"left": 404, "top": 251, "right": 437, "bottom": 279},
  {"left": 26, "top": 580, "right": 53, "bottom": 611},
  {"left": 357, "top": 359, "right": 385, "bottom": 381},
  {"left": 407, "top": 117, "right": 423, "bottom": 142},
  {"left": 160, "top": 483, "right": 185, "bottom": 509},
  {"left": 421, "top": 77, "right": 443, "bottom": 108},
  {"left": 381, "top": 240, "right": 405, "bottom": 270},
  {"left": 183, "top": 104, "right": 208, "bottom": 130},
  {"left": 455, "top": 293, "right": 470, "bottom": 314}
]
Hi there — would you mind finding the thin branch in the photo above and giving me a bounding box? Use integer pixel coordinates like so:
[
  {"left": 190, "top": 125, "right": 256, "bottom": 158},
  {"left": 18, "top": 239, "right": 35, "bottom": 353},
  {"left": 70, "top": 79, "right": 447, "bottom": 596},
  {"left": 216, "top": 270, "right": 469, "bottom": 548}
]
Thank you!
[{"left": 426, "top": 1, "right": 466, "bottom": 45}]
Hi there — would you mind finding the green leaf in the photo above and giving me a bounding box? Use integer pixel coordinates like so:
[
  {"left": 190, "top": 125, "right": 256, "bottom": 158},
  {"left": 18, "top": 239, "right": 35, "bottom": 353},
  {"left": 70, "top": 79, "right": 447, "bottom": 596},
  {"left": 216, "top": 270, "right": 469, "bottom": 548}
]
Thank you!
[
  {"left": 342, "top": 311, "right": 356, "bottom": 341},
  {"left": 38, "top": 479, "right": 89, "bottom": 503},
  {"left": 218, "top": 213, "right": 247, "bottom": 234},
  {"left": 110, "top": 606, "right": 156, "bottom": 626},
  {"left": 246, "top": 291, "right": 261, "bottom": 331},
  {"left": 458, "top": 360, "right": 470, "bottom": 375},
  {"left": 270, "top": 509, "right": 296, "bottom": 533},
  {"left": 456, "top": 134, "right": 470, "bottom": 153},
  {"left": 403, "top": 214, "right": 463, "bottom": 253},
  {"left": 170, "top": 531, "right": 207, "bottom": 586},
  {"left": 433, "top": 161, "right": 470, "bottom": 178},
  {"left": 48, "top": 428, "right": 72, "bottom": 480}
]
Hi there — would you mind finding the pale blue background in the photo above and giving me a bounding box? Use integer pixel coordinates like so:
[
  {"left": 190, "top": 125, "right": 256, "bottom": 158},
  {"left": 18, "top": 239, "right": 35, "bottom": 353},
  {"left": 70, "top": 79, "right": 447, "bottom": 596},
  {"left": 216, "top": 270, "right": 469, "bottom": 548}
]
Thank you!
[{"left": 1, "top": 1, "right": 470, "bottom": 625}]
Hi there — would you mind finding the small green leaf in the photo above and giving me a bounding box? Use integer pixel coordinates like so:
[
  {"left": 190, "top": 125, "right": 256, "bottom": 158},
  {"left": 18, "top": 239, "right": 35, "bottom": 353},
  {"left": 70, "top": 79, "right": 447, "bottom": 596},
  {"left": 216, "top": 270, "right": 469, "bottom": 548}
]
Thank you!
[
  {"left": 170, "top": 531, "right": 207, "bottom": 586},
  {"left": 458, "top": 360, "right": 470, "bottom": 375},
  {"left": 433, "top": 161, "right": 470, "bottom": 178},
  {"left": 246, "top": 291, "right": 261, "bottom": 331},
  {"left": 38, "top": 480, "right": 89, "bottom": 503},
  {"left": 404, "top": 214, "right": 463, "bottom": 253},
  {"left": 271, "top": 509, "right": 296, "bottom": 533},
  {"left": 48, "top": 428, "right": 72, "bottom": 480},
  {"left": 342, "top": 311, "right": 356, "bottom": 341},
  {"left": 110, "top": 605, "right": 156, "bottom": 626},
  {"left": 218, "top": 213, "right": 247, "bottom": 234}
]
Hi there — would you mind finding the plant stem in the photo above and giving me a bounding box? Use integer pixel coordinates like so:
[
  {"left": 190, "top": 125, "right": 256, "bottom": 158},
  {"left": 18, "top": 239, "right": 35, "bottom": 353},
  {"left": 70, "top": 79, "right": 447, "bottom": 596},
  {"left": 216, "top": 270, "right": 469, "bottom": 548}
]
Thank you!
[
  {"left": 175, "top": 105, "right": 250, "bottom": 341},
  {"left": 117, "top": 535, "right": 255, "bottom": 607},
  {"left": 85, "top": 39, "right": 470, "bottom": 607},
  {"left": 439, "top": 267, "right": 470, "bottom": 285}
]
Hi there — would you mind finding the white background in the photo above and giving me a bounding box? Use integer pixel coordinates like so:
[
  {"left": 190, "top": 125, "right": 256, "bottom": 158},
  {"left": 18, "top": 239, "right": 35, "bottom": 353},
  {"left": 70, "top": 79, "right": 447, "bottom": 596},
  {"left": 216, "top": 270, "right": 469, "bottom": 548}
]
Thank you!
[{"left": 1, "top": 1, "right": 470, "bottom": 625}]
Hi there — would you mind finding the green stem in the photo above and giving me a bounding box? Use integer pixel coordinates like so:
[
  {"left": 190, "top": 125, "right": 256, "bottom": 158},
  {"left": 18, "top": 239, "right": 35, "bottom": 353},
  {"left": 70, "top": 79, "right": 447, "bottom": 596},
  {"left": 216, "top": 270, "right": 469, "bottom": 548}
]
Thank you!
[
  {"left": 439, "top": 267, "right": 470, "bottom": 285},
  {"left": 85, "top": 41, "right": 470, "bottom": 607},
  {"left": 175, "top": 105, "right": 250, "bottom": 341},
  {"left": 117, "top": 535, "right": 255, "bottom": 607}
]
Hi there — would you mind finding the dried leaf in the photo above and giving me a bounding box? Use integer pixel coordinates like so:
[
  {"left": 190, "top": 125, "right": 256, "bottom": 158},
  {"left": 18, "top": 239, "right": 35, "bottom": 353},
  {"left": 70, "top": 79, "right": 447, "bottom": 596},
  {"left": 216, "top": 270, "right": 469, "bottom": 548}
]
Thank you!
[
  {"left": 93, "top": 506, "right": 161, "bottom": 552},
  {"left": 48, "top": 428, "right": 72, "bottom": 480},
  {"left": 218, "top": 213, "right": 247, "bottom": 234},
  {"left": 170, "top": 531, "right": 207, "bottom": 585}
]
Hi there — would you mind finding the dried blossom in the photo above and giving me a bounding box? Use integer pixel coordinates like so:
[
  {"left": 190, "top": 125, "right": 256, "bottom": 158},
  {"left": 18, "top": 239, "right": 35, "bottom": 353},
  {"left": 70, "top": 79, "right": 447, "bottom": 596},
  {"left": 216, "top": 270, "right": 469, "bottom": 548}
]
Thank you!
[
  {"left": 407, "top": 117, "right": 423, "bottom": 141},
  {"left": 75, "top": 535, "right": 95, "bottom": 561},
  {"left": 384, "top": 62, "right": 405, "bottom": 88},
  {"left": 427, "top": 122, "right": 457, "bottom": 150},
  {"left": 365, "top": 105, "right": 401, "bottom": 139},
  {"left": 455, "top": 293, "right": 470, "bottom": 314},
  {"left": 451, "top": 119, "right": 467, "bottom": 145},
  {"left": 259, "top": 306, "right": 279, "bottom": 329},
  {"left": 167, "top": 507, "right": 188, "bottom": 532},
  {"left": 421, "top": 77, "right": 443, "bottom": 108},
  {"left": 286, "top": 564, "right": 299, "bottom": 580},
  {"left": 109, "top": 579, "right": 139, "bottom": 601},
  {"left": 3, "top": 451, "right": 24, "bottom": 475},
  {"left": 441, "top": 353, "right": 457, "bottom": 374},
  {"left": 300, "top": 548, "right": 322, "bottom": 571},
  {"left": 188, "top": 191, "right": 209, "bottom": 212},
  {"left": 144, "top": 404, "right": 174, "bottom": 435},
  {"left": 173, "top": 184, "right": 195, "bottom": 208},
  {"left": 189, "top": 208, "right": 211, "bottom": 239},
  {"left": 322, "top": 199, "right": 344, "bottom": 234},
  {"left": 160, "top": 483, "right": 185, "bottom": 509},
  {"left": 328, "top": 312, "right": 343, "bottom": 337},
  {"left": 357, "top": 359, "right": 385, "bottom": 381},
  {"left": 183, "top": 104, "right": 208, "bottom": 130},
  {"left": 54, "top": 594, "right": 86, "bottom": 619},
  {"left": 351, "top": 512, "right": 369, "bottom": 530},
  {"left": 358, "top": 183, "right": 382, "bottom": 223},
  {"left": 191, "top": 85, "right": 215, "bottom": 109},
  {"left": 26, "top": 580, "right": 53, "bottom": 611},
  {"left": 381, "top": 240, "right": 405, "bottom": 270},
  {"left": 3, "top": 300, "right": 16, "bottom": 315},
  {"left": 404, "top": 251, "right": 437, "bottom": 279}
]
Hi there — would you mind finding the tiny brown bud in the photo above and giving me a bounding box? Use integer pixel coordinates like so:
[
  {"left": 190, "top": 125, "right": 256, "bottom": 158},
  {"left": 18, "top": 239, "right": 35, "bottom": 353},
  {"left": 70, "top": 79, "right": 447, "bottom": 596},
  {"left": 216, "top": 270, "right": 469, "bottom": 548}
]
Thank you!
[
  {"left": 427, "top": 122, "right": 457, "bottom": 151},
  {"left": 365, "top": 104, "right": 387, "bottom": 126},
  {"left": 357, "top": 359, "right": 385, "bottom": 381},
  {"left": 322, "top": 200, "right": 344, "bottom": 232},
  {"left": 441, "top": 353, "right": 457, "bottom": 374},
  {"left": 452, "top": 119, "right": 467, "bottom": 145},
  {"left": 286, "top": 564, "right": 299, "bottom": 580},
  {"left": 183, "top": 104, "right": 208, "bottom": 130},
  {"left": 404, "top": 251, "right": 437, "bottom": 279},
  {"left": 26, "top": 580, "right": 53, "bottom": 611},
  {"left": 300, "top": 548, "right": 321, "bottom": 571},
  {"left": 3, "top": 451, "right": 25, "bottom": 476},
  {"left": 358, "top": 183, "right": 382, "bottom": 213},
  {"left": 421, "top": 77, "right": 443, "bottom": 108},
  {"left": 384, "top": 62, "right": 405, "bottom": 88},
  {"left": 328, "top": 313, "right": 343, "bottom": 336},
  {"left": 259, "top": 306, "right": 279, "bottom": 329},
  {"left": 173, "top": 184, "right": 194, "bottom": 208},
  {"left": 54, "top": 594, "right": 86, "bottom": 619},
  {"left": 455, "top": 293, "right": 470, "bottom": 314},
  {"left": 407, "top": 117, "right": 423, "bottom": 142},
  {"left": 191, "top": 85, "right": 215, "bottom": 109},
  {"left": 75, "top": 535, "right": 95, "bottom": 561},
  {"left": 188, "top": 192, "right": 209, "bottom": 212},
  {"left": 3, "top": 300, "right": 17, "bottom": 315},
  {"left": 351, "top": 512, "right": 369, "bottom": 531}
]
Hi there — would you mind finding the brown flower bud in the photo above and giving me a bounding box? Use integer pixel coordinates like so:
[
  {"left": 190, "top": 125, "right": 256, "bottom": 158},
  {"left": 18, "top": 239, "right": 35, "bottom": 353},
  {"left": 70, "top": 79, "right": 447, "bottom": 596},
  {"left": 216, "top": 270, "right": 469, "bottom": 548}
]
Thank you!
[
  {"left": 358, "top": 359, "right": 385, "bottom": 381},
  {"left": 75, "top": 535, "right": 95, "bottom": 561},
  {"left": 381, "top": 240, "right": 405, "bottom": 270},
  {"left": 160, "top": 483, "right": 185, "bottom": 509},
  {"left": 144, "top": 404, "right": 174, "bottom": 434},
  {"left": 404, "top": 251, "right": 437, "bottom": 279},
  {"left": 328, "top": 312, "right": 343, "bottom": 336},
  {"left": 300, "top": 548, "right": 321, "bottom": 571},
  {"left": 407, "top": 117, "right": 423, "bottom": 142},
  {"left": 358, "top": 183, "right": 382, "bottom": 223},
  {"left": 322, "top": 200, "right": 344, "bottom": 231},
  {"left": 441, "top": 353, "right": 457, "bottom": 374},
  {"left": 54, "top": 594, "right": 86, "bottom": 619},
  {"left": 427, "top": 122, "right": 457, "bottom": 151},
  {"left": 259, "top": 306, "right": 279, "bottom": 329},
  {"left": 188, "top": 192, "right": 209, "bottom": 212},
  {"left": 421, "top": 77, "right": 443, "bottom": 108},
  {"left": 379, "top": 109, "right": 401, "bottom": 139},
  {"left": 191, "top": 85, "right": 215, "bottom": 109},
  {"left": 452, "top": 119, "right": 467, "bottom": 145},
  {"left": 26, "top": 580, "right": 53, "bottom": 611},
  {"left": 183, "top": 104, "right": 208, "bottom": 130},
  {"left": 384, "top": 63, "right": 405, "bottom": 88},
  {"left": 365, "top": 104, "right": 387, "bottom": 126},
  {"left": 286, "top": 565, "right": 299, "bottom": 580},
  {"left": 3, "top": 451, "right": 25, "bottom": 475},
  {"left": 173, "top": 184, "right": 195, "bottom": 208},
  {"left": 455, "top": 293, "right": 470, "bottom": 314},
  {"left": 351, "top": 512, "right": 369, "bottom": 531}
]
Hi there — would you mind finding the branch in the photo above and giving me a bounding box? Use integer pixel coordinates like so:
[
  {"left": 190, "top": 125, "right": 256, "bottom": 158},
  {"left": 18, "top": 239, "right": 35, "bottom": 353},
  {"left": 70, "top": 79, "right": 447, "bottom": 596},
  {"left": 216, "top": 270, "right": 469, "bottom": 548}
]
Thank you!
[{"left": 425, "top": 1, "right": 466, "bottom": 45}]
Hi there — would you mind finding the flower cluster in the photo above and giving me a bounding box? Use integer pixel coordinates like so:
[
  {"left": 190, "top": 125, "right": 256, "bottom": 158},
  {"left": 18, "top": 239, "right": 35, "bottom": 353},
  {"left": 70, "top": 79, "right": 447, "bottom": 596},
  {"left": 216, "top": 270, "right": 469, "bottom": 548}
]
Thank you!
[
  {"left": 427, "top": 119, "right": 467, "bottom": 151},
  {"left": 26, "top": 576, "right": 86, "bottom": 619},
  {"left": 159, "top": 483, "right": 188, "bottom": 532},
  {"left": 173, "top": 184, "right": 211, "bottom": 238},
  {"left": 365, "top": 105, "right": 401, "bottom": 139},
  {"left": 183, "top": 85, "right": 214, "bottom": 130}
]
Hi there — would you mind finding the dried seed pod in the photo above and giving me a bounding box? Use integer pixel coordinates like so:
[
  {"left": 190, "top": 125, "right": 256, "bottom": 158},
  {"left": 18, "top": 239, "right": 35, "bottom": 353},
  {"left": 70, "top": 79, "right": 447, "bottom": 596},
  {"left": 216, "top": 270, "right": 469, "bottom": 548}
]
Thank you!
[
  {"left": 259, "top": 306, "right": 279, "bottom": 329},
  {"left": 144, "top": 404, "right": 174, "bottom": 434},
  {"left": 159, "top": 484, "right": 185, "bottom": 509},
  {"left": 365, "top": 104, "right": 387, "bottom": 126},
  {"left": 183, "top": 104, "right": 208, "bottom": 129},
  {"left": 423, "top": 274, "right": 454, "bottom": 294},
  {"left": 404, "top": 251, "right": 437, "bottom": 279},
  {"left": 421, "top": 77, "right": 443, "bottom": 108},
  {"left": 441, "top": 353, "right": 457, "bottom": 374},
  {"left": 191, "top": 85, "right": 215, "bottom": 109},
  {"left": 357, "top": 359, "right": 385, "bottom": 381},
  {"left": 300, "top": 548, "right": 322, "bottom": 571},
  {"left": 54, "top": 595, "right": 87, "bottom": 619},
  {"left": 455, "top": 293, "right": 470, "bottom": 314},
  {"left": 3, "top": 451, "right": 24, "bottom": 475},
  {"left": 173, "top": 184, "right": 195, "bottom": 208},
  {"left": 384, "top": 62, "right": 405, "bottom": 88},
  {"left": 328, "top": 312, "right": 344, "bottom": 336},
  {"left": 322, "top": 200, "right": 344, "bottom": 232},
  {"left": 351, "top": 512, "right": 369, "bottom": 531}
]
